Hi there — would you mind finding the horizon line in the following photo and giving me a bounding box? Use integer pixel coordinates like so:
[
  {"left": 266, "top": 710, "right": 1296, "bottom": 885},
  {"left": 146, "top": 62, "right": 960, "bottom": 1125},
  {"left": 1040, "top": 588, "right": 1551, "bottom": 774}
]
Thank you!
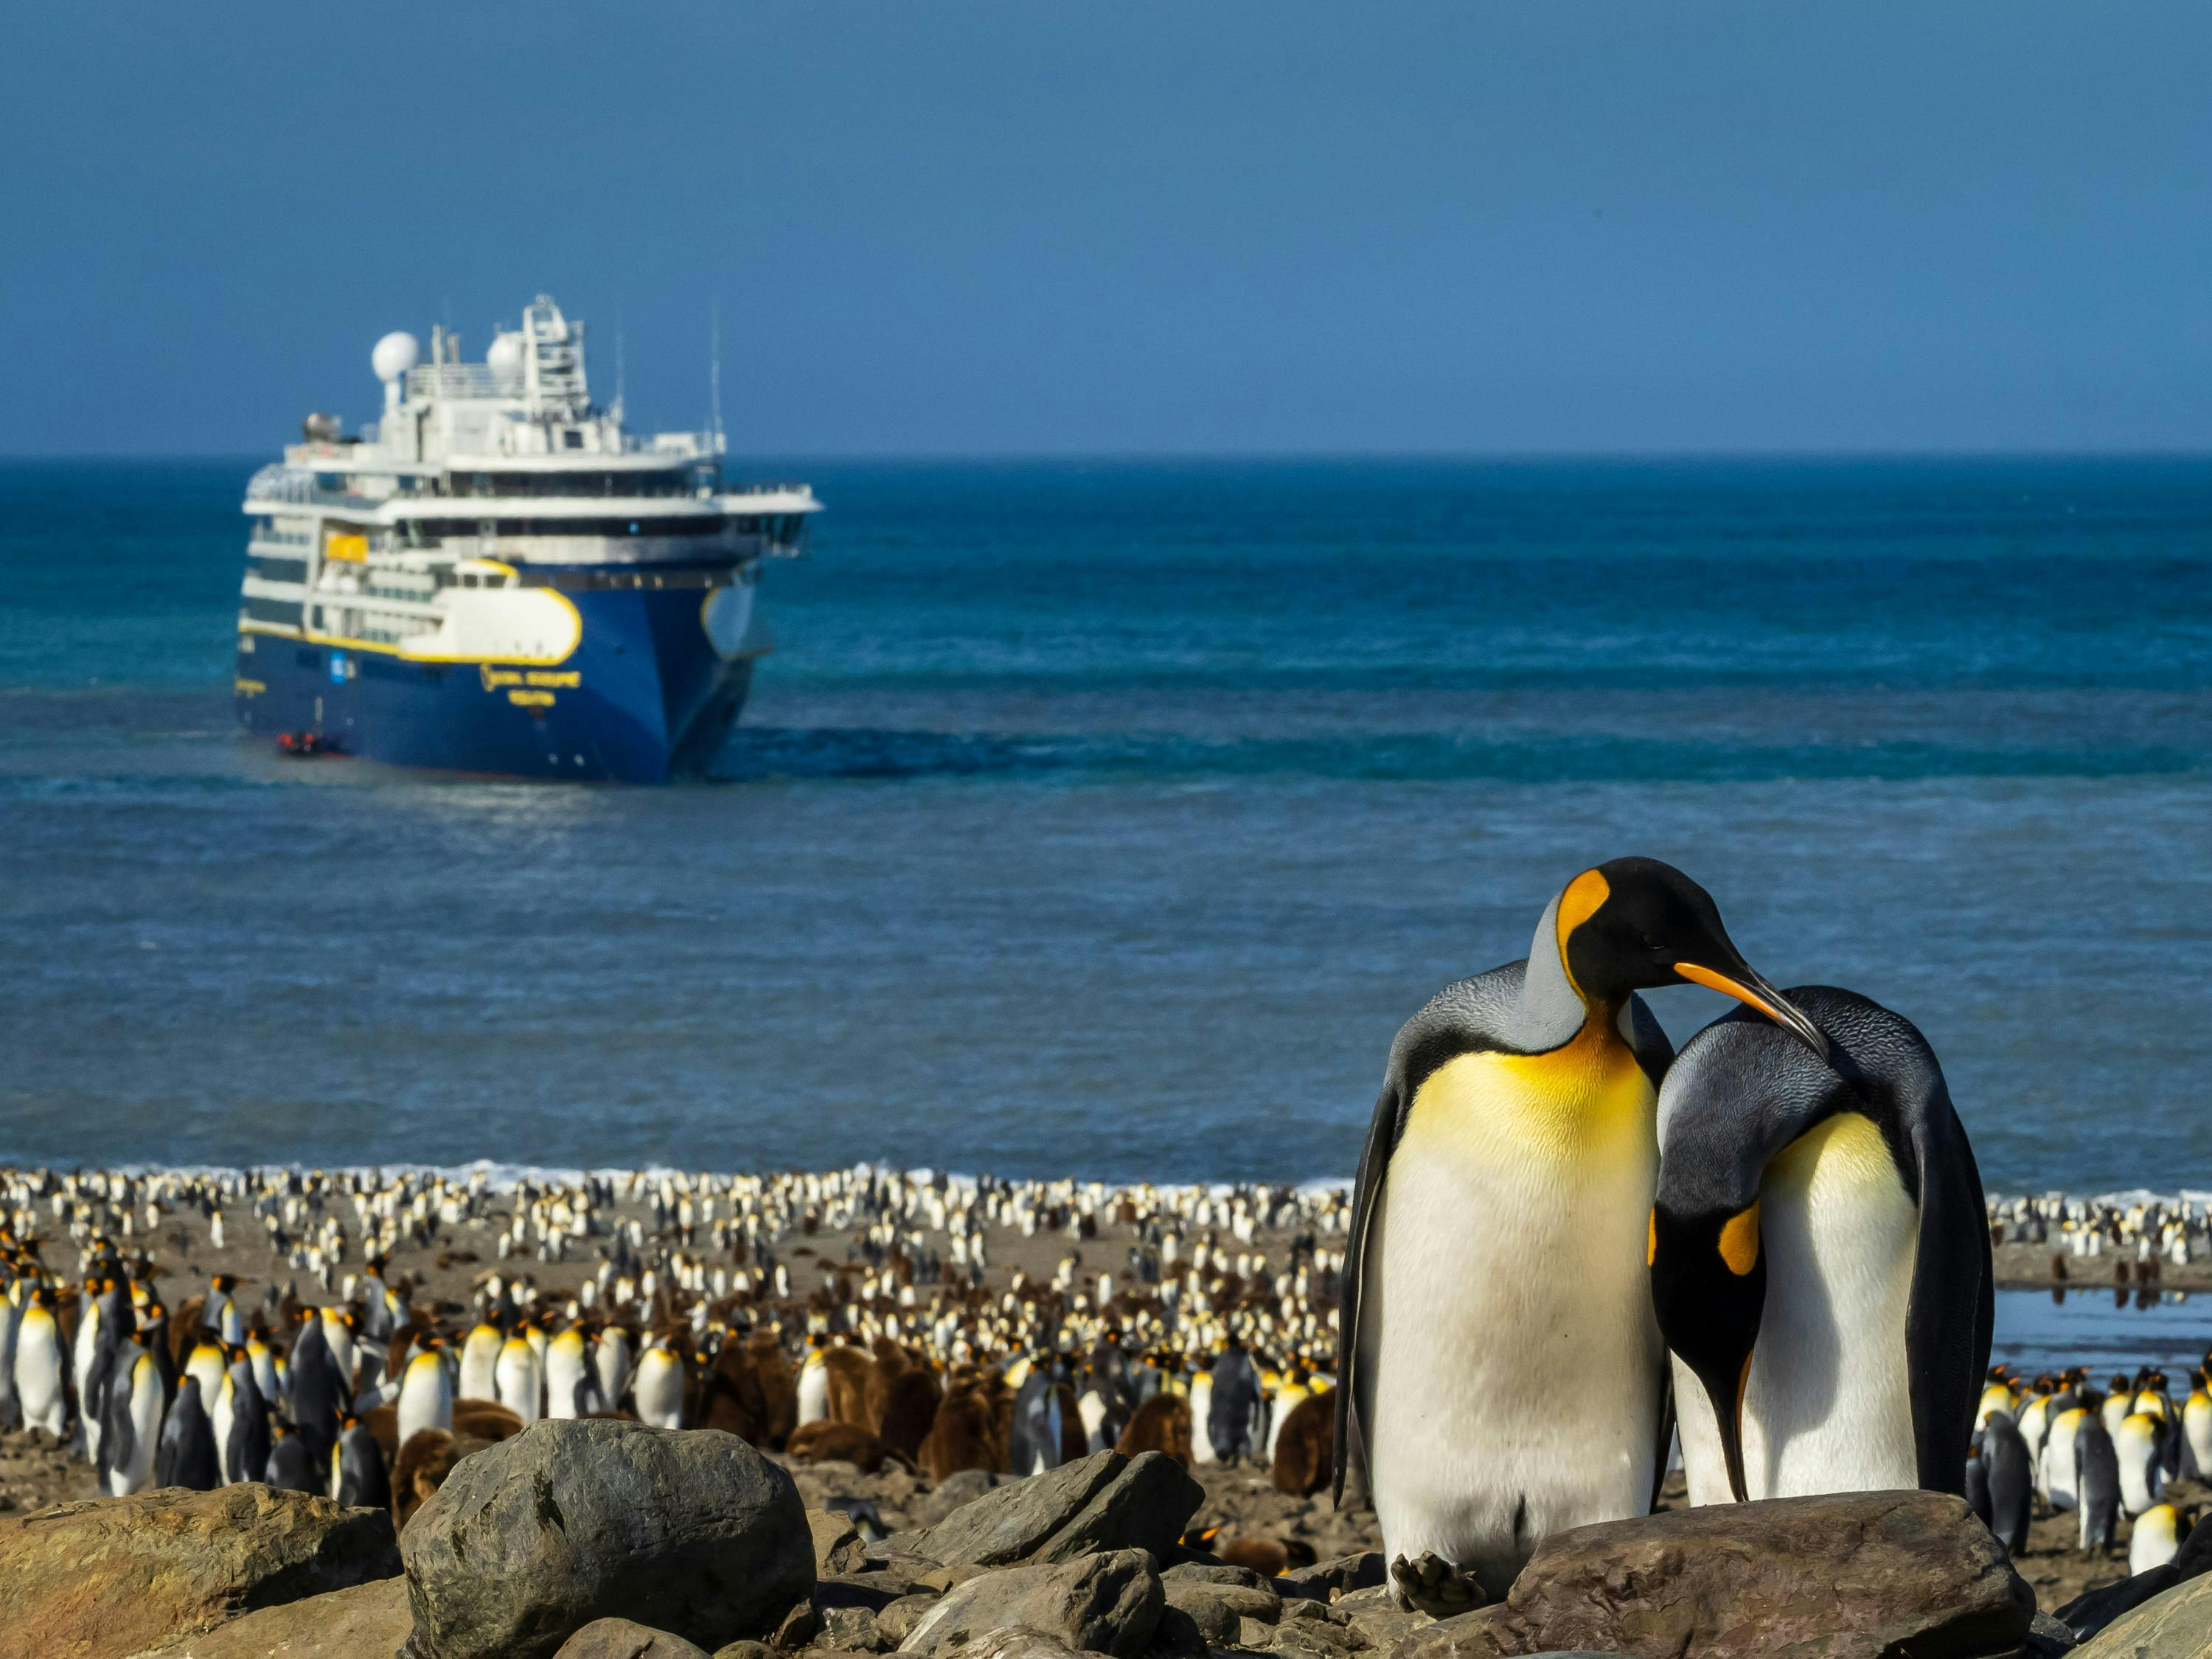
[{"left": 6, "top": 445, "right": 2212, "bottom": 467}]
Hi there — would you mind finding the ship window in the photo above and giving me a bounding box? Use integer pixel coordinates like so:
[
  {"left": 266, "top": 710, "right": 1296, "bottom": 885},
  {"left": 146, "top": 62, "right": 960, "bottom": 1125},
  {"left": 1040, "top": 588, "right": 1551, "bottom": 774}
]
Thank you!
[{"left": 563, "top": 431, "right": 583, "bottom": 450}]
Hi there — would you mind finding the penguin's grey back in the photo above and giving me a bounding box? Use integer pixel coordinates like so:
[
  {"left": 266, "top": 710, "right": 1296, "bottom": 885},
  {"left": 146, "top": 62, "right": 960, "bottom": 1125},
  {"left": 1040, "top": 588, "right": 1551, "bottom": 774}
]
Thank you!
[
  {"left": 2076, "top": 1417, "right": 2121, "bottom": 1552},
  {"left": 1980, "top": 1416, "right": 2033, "bottom": 1556}
]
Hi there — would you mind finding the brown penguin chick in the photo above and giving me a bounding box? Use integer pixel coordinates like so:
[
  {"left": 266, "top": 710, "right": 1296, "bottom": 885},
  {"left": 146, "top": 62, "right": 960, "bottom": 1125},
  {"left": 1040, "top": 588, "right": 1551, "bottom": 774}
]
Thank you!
[
  {"left": 392, "top": 1429, "right": 492, "bottom": 1530},
  {"left": 864, "top": 1338, "right": 919, "bottom": 1427},
  {"left": 787, "top": 1418, "right": 892, "bottom": 1472},
  {"left": 1270, "top": 1393, "right": 1334, "bottom": 1496},
  {"left": 688, "top": 1346, "right": 758, "bottom": 1440},
  {"left": 878, "top": 1365, "right": 945, "bottom": 1464},
  {"left": 362, "top": 1403, "right": 401, "bottom": 1460},
  {"left": 1050, "top": 1381, "right": 1090, "bottom": 1465},
  {"left": 1116, "top": 1392, "right": 1194, "bottom": 1467},
  {"left": 922, "top": 1385, "right": 1001, "bottom": 1481},
  {"left": 824, "top": 1342, "right": 877, "bottom": 1428},
  {"left": 451, "top": 1399, "right": 525, "bottom": 1443},
  {"left": 1214, "top": 1534, "right": 1318, "bottom": 1577},
  {"left": 748, "top": 1329, "right": 799, "bottom": 1449}
]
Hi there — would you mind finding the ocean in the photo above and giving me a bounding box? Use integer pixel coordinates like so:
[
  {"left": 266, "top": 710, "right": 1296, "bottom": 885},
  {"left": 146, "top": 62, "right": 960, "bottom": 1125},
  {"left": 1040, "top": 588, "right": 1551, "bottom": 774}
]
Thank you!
[{"left": 2, "top": 456, "right": 2209, "bottom": 1190}]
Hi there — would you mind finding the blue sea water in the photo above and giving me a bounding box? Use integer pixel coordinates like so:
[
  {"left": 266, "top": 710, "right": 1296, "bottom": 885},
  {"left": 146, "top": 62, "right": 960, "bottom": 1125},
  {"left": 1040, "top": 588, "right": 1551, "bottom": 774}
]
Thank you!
[{"left": 1, "top": 456, "right": 2209, "bottom": 1192}]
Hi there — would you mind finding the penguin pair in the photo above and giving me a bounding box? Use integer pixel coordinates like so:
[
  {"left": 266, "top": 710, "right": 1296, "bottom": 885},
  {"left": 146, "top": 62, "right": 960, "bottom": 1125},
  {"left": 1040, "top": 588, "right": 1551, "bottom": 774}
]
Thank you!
[
  {"left": 1340, "top": 858, "right": 1992, "bottom": 1610},
  {"left": 1340, "top": 858, "right": 1832, "bottom": 1606}
]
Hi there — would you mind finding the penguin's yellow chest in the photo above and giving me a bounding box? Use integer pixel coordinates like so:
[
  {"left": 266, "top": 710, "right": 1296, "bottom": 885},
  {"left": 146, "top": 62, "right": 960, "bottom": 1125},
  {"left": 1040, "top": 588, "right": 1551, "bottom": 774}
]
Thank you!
[
  {"left": 1397, "top": 1025, "right": 1656, "bottom": 1175},
  {"left": 1363, "top": 1022, "right": 1663, "bottom": 1581}
]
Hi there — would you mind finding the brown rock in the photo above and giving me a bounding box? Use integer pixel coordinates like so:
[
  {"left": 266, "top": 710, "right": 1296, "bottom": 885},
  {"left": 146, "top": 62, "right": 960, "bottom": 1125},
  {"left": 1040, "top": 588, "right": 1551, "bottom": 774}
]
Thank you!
[
  {"left": 812, "top": 1511, "right": 869, "bottom": 1576},
  {"left": 0, "top": 1484, "right": 400, "bottom": 1659},
  {"left": 553, "top": 1619, "right": 711, "bottom": 1659},
  {"left": 876, "top": 1596, "right": 944, "bottom": 1647},
  {"left": 897, "top": 1550, "right": 1164, "bottom": 1658},
  {"left": 1389, "top": 1490, "right": 2032, "bottom": 1659},
  {"left": 2073, "top": 1570, "right": 2212, "bottom": 1655},
  {"left": 138, "top": 1578, "right": 413, "bottom": 1658}
]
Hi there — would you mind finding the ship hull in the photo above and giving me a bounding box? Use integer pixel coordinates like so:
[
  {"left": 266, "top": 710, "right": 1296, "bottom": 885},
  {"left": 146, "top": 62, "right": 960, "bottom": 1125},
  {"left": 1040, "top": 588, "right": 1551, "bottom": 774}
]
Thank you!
[{"left": 233, "top": 582, "right": 757, "bottom": 784}]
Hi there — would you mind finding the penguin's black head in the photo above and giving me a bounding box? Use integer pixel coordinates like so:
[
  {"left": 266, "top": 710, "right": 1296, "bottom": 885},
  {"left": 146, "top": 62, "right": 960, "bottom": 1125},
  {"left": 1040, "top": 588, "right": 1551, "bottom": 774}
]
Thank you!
[
  {"left": 1646, "top": 1197, "right": 1767, "bottom": 1503},
  {"left": 1557, "top": 858, "right": 1826, "bottom": 1060}
]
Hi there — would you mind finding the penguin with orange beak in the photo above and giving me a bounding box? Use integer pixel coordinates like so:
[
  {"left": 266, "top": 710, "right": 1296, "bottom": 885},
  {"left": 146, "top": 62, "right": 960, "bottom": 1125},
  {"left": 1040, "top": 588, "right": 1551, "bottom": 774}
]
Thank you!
[
  {"left": 1649, "top": 986, "right": 1990, "bottom": 1507},
  {"left": 1338, "top": 857, "right": 1825, "bottom": 1612}
]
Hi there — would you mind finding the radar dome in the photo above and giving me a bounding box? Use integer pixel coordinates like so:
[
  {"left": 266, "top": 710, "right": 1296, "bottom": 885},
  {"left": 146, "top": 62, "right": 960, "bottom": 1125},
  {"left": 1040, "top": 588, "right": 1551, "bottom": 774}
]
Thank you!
[
  {"left": 372, "top": 331, "right": 420, "bottom": 383},
  {"left": 486, "top": 333, "right": 525, "bottom": 373}
]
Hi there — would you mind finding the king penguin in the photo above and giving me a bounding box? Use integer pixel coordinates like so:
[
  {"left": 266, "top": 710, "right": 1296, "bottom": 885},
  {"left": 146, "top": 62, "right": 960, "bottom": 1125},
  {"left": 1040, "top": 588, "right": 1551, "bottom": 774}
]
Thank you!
[
  {"left": 222, "top": 1347, "right": 271, "bottom": 1488},
  {"left": 98, "top": 1330, "right": 165, "bottom": 1497},
  {"left": 596, "top": 1324, "right": 633, "bottom": 1414},
  {"left": 544, "top": 1325, "right": 596, "bottom": 1419},
  {"left": 1649, "top": 987, "right": 1992, "bottom": 1504},
  {"left": 495, "top": 1328, "right": 545, "bottom": 1424},
  {"left": 2077, "top": 1413, "right": 2122, "bottom": 1554},
  {"left": 13, "top": 1287, "right": 69, "bottom": 1439},
  {"left": 458, "top": 1320, "right": 504, "bottom": 1404},
  {"left": 796, "top": 1335, "right": 830, "bottom": 1427},
  {"left": 157, "top": 1374, "right": 221, "bottom": 1491},
  {"left": 2115, "top": 1412, "right": 2165, "bottom": 1516},
  {"left": 396, "top": 1337, "right": 453, "bottom": 1447},
  {"left": 1338, "top": 857, "right": 1826, "bottom": 1610},
  {"left": 1980, "top": 1414, "right": 2033, "bottom": 1557},
  {"left": 333, "top": 1412, "right": 392, "bottom": 1509},
  {"left": 633, "top": 1335, "right": 686, "bottom": 1429}
]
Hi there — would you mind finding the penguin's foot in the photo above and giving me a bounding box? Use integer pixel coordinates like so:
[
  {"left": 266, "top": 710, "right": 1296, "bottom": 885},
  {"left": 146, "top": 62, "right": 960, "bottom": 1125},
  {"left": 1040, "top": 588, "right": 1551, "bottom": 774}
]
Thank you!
[{"left": 1388, "top": 1551, "right": 1486, "bottom": 1617}]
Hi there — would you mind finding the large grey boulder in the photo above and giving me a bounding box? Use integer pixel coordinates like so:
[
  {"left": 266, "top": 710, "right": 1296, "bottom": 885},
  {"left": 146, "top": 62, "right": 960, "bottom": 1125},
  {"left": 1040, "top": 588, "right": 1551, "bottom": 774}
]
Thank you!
[
  {"left": 1390, "top": 1490, "right": 2031, "bottom": 1659},
  {"left": 400, "top": 1419, "right": 813, "bottom": 1659},
  {"left": 2073, "top": 1572, "right": 2212, "bottom": 1657},
  {"left": 909, "top": 1452, "right": 1199, "bottom": 1571},
  {"left": 0, "top": 1484, "right": 399, "bottom": 1659},
  {"left": 897, "top": 1550, "right": 1163, "bottom": 1659}
]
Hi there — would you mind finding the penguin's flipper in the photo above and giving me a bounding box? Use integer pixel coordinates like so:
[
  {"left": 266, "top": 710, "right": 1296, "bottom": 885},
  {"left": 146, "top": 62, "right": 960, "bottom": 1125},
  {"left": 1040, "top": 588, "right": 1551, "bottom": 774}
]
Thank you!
[
  {"left": 104, "top": 1390, "right": 134, "bottom": 1491},
  {"left": 1902, "top": 1074, "right": 1993, "bottom": 1496},
  {"left": 1335, "top": 1070, "right": 1407, "bottom": 1508}
]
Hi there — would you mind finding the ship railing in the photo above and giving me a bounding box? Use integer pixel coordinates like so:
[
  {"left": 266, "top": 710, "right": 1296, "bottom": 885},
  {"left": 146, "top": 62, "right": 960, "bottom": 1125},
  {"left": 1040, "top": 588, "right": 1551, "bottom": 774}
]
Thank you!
[{"left": 246, "top": 465, "right": 375, "bottom": 512}]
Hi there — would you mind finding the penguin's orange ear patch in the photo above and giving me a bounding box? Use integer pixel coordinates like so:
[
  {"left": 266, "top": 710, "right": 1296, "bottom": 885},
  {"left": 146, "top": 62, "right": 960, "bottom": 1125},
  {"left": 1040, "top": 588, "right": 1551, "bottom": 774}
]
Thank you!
[
  {"left": 1555, "top": 869, "right": 1611, "bottom": 958},
  {"left": 1718, "top": 1203, "right": 1761, "bottom": 1276},
  {"left": 1646, "top": 1209, "right": 1658, "bottom": 1267}
]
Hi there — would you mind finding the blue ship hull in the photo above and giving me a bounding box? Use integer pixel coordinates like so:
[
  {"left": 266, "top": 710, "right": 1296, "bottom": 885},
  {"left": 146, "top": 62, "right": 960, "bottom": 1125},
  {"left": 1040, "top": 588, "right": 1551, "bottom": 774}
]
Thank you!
[{"left": 234, "top": 582, "right": 756, "bottom": 783}]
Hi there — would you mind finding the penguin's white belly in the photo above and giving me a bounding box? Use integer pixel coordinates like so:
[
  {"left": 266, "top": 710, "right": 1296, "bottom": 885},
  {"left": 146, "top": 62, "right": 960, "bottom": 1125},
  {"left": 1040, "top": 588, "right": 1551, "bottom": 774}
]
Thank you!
[
  {"left": 2042, "top": 1416, "right": 2084, "bottom": 1511},
  {"left": 1360, "top": 1045, "right": 1662, "bottom": 1596},
  {"left": 635, "top": 1358, "right": 684, "bottom": 1429},
  {"left": 496, "top": 1350, "right": 543, "bottom": 1423},
  {"left": 1189, "top": 1377, "right": 1216, "bottom": 1463},
  {"left": 2185, "top": 1400, "right": 2212, "bottom": 1478},
  {"left": 116, "top": 1364, "right": 163, "bottom": 1495},
  {"left": 797, "top": 1363, "right": 830, "bottom": 1426},
  {"left": 15, "top": 1324, "right": 66, "bottom": 1437},
  {"left": 545, "top": 1349, "right": 587, "bottom": 1419},
  {"left": 1678, "top": 1111, "right": 1920, "bottom": 1506}
]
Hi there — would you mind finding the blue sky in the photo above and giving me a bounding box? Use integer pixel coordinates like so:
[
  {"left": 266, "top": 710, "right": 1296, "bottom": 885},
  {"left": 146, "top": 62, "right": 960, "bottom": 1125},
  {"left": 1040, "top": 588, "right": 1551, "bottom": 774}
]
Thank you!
[{"left": 4, "top": 3, "right": 2208, "bottom": 456}]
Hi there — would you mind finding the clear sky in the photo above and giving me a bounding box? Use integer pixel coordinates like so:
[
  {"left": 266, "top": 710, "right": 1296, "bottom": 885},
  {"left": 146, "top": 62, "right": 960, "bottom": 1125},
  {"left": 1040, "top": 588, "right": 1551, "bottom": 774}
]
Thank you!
[{"left": 4, "top": 3, "right": 2208, "bottom": 457}]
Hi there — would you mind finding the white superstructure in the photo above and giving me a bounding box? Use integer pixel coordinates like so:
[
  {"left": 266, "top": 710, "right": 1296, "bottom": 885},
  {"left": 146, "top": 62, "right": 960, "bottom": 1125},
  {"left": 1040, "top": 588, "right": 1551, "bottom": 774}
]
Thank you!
[{"left": 233, "top": 296, "right": 820, "bottom": 781}]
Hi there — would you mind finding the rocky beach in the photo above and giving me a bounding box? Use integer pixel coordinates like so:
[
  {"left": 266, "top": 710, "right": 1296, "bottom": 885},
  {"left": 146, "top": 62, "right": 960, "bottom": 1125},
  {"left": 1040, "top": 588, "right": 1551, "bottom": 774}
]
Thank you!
[{"left": 0, "top": 1166, "right": 2210, "bottom": 1657}]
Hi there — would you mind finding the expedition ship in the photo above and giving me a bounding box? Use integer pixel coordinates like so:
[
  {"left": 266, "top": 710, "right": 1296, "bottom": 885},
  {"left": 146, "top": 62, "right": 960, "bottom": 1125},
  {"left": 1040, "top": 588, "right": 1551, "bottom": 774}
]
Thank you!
[{"left": 232, "top": 296, "right": 818, "bottom": 782}]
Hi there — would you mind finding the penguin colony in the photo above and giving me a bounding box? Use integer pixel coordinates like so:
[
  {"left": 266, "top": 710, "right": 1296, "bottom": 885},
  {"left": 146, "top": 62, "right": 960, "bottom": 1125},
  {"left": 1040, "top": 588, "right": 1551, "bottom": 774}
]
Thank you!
[
  {"left": 0, "top": 856, "right": 2204, "bottom": 1596},
  {"left": 0, "top": 1164, "right": 1364, "bottom": 1528}
]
